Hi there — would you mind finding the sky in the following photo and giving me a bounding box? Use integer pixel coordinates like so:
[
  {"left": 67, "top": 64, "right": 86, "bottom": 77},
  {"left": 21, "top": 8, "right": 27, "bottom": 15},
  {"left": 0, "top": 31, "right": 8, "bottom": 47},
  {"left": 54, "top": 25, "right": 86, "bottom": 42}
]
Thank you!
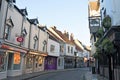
[{"left": 16, "top": 0, "right": 90, "bottom": 46}]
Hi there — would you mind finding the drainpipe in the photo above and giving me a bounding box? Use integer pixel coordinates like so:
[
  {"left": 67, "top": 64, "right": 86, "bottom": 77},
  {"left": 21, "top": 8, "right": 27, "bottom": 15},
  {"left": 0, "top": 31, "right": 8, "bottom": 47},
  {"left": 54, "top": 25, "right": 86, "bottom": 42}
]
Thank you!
[
  {"left": 20, "top": 14, "right": 25, "bottom": 46},
  {"left": 37, "top": 27, "right": 40, "bottom": 51},
  {"left": 3, "top": 1, "right": 9, "bottom": 40},
  {"left": 28, "top": 24, "right": 32, "bottom": 50}
]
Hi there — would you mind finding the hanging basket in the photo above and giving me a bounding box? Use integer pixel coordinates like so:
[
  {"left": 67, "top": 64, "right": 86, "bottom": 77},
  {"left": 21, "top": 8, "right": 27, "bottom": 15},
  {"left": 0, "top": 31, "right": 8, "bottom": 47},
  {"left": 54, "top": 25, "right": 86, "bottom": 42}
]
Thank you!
[
  {"left": 101, "top": 38, "right": 115, "bottom": 55},
  {"left": 102, "top": 15, "right": 111, "bottom": 29}
]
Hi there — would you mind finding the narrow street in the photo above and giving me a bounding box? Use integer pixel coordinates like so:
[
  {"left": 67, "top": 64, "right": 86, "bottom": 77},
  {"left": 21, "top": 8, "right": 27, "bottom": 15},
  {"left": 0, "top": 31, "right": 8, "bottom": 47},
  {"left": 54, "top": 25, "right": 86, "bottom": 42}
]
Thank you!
[{"left": 28, "top": 68, "right": 89, "bottom": 80}]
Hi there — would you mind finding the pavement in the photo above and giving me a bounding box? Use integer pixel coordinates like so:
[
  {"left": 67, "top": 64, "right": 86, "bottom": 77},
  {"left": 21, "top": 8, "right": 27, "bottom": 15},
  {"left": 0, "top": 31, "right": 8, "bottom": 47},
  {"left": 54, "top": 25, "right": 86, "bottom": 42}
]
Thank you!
[
  {"left": 2, "top": 68, "right": 108, "bottom": 80},
  {"left": 85, "top": 71, "right": 108, "bottom": 80}
]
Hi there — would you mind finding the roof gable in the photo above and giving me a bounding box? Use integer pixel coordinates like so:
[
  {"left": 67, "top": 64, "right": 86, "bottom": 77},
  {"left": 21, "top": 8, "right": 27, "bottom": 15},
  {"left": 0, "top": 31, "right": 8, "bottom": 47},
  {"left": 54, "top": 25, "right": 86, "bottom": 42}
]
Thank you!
[
  {"left": 20, "top": 8, "right": 28, "bottom": 16},
  {"left": 29, "top": 18, "right": 39, "bottom": 25}
]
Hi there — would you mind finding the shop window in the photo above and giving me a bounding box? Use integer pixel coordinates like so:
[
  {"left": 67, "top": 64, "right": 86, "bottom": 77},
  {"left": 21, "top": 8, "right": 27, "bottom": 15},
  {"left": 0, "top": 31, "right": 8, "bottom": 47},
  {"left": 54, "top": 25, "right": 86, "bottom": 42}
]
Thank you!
[
  {"left": 26, "top": 54, "right": 33, "bottom": 69},
  {"left": 8, "top": 52, "right": 21, "bottom": 70},
  {"left": 8, "top": 53, "right": 13, "bottom": 70},
  {"left": 13, "top": 52, "right": 21, "bottom": 70},
  {"left": 50, "top": 45, "right": 55, "bottom": 52},
  {"left": 0, "top": 51, "right": 6, "bottom": 72},
  {"left": 48, "top": 58, "right": 54, "bottom": 65},
  {"left": 58, "top": 58, "right": 60, "bottom": 66},
  {"left": 35, "top": 56, "right": 38, "bottom": 68},
  {"left": 38, "top": 56, "right": 43, "bottom": 66}
]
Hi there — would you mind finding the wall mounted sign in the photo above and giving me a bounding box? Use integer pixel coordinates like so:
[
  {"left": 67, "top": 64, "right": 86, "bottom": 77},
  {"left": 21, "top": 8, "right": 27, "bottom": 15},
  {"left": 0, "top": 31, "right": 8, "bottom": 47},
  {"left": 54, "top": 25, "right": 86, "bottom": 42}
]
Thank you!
[{"left": 16, "top": 37, "right": 24, "bottom": 42}]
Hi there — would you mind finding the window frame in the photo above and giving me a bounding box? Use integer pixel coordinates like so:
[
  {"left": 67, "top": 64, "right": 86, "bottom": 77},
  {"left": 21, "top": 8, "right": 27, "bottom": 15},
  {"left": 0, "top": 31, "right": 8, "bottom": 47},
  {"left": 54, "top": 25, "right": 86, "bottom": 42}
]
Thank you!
[
  {"left": 68, "top": 46, "right": 70, "bottom": 53},
  {"left": 4, "top": 24, "right": 12, "bottom": 40},
  {"left": 50, "top": 45, "right": 55, "bottom": 52}
]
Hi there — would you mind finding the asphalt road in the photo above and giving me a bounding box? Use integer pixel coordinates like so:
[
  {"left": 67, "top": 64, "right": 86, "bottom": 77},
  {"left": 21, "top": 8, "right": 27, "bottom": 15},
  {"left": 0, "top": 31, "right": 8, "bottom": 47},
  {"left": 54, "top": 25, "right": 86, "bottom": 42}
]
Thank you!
[{"left": 28, "top": 68, "right": 90, "bottom": 80}]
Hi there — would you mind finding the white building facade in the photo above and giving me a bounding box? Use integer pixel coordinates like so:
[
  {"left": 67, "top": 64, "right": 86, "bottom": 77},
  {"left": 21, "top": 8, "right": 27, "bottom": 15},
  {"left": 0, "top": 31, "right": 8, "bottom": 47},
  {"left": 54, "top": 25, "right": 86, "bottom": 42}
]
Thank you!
[{"left": 0, "top": 0, "right": 30, "bottom": 79}]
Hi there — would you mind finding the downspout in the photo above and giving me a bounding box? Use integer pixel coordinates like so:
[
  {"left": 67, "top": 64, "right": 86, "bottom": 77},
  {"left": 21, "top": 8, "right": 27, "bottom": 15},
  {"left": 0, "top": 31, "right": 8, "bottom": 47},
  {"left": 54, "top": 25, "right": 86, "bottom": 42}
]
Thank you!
[
  {"left": 20, "top": 14, "right": 24, "bottom": 46},
  {"left": 3, "top": 0, "right": 9, "bottom": 40},
  {"left": 46, "top": 30, "right": 49, "bottom": 53},
  {"left": 28, "top": 24, "right": 32, "bottom": 50},
  {"left": 37, "top": 27, "right": 40, "bottom": 51}
]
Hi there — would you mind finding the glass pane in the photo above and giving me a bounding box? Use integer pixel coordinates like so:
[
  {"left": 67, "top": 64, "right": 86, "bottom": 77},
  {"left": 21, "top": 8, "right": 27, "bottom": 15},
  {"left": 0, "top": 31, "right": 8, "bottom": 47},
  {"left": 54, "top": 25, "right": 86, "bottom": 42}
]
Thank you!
[
  {"left": 26, "top": 54, "right": 33, "bottom": 68},
  {"left": 8, "top": 53, "right": 13, "bottom": 70},
  {"left": 0, "top": 51, "right": 6, "bottom": 72},
  {"left": 13, "top": 52, "right": 21, "bottom": 70}
]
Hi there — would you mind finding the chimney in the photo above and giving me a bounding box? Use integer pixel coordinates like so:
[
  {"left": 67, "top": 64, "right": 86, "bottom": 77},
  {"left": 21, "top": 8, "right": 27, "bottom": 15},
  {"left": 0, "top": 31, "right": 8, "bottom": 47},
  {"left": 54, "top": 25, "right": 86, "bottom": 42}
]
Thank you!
[
  {"left": 53, "top": 26, "right": 56, "bottom": 29},
  {"left": 64, "top": 30, "right": 69, "bottom": 39},
  {"left": 66, "top": 32, "right": 69, "bottom": 39},
  {"left": 70, "top": 33, "right": 74, "bottom": 41}
]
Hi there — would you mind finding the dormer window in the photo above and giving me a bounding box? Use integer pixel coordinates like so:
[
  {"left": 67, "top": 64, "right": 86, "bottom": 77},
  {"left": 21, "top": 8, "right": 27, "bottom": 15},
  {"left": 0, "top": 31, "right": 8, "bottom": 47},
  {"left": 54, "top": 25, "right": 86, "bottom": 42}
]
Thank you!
[
  {"left": 30, "top": 18, "right": 39, "bottom": 25},
  {"left": 20, "top": 8, "right": 28, "bottom": 16},
  {"left": 34, "top": 20, "right": 37, "bottom": 25},
  {"left": 43, "top": 27, "right": 47, "bottom": 32},
  {"left": 8, "top": 0, "right": 15, "bottom": 8},
  {"left": 7, "top": 0, "right": 16, "bottom": 3}
]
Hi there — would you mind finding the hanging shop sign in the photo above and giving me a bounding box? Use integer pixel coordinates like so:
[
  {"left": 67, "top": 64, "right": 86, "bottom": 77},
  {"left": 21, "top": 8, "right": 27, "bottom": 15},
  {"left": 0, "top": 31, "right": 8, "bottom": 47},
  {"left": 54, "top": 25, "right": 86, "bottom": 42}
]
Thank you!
[{"left": 16, "top": 37, "right": 24, "bottom": 42}]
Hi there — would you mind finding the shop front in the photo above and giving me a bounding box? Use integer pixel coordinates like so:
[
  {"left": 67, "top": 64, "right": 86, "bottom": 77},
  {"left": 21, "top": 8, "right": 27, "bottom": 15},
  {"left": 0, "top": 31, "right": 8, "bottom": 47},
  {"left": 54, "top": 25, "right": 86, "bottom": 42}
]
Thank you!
[
  {"left": 25, "top": 51, "right": 47, "bottom": 73},
  {"left": 44, "top": 56, "right": 57, "bottom": 70},
  {"left": 64, "top": 56, "right": 75, "bottom": 69},
  {"left": 0, "top": 43, "right": 27, "bottom": 79}
]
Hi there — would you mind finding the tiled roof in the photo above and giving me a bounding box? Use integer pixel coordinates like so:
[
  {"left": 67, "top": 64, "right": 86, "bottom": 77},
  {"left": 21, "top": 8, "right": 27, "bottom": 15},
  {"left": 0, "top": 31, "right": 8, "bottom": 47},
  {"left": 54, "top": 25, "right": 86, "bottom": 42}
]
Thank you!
[
  {"left": 85, "top": 46, "right": 91, "bottom": 51},
  {"left": 74, "top": 39, "right": 84, "bottom": 52},
  {"left": 48, "top": 27, "right": 65, "bottom": 43},
  {"left": 47, "top": 30, "right": 60, "bottom": 43},
  {"left": 50, "top": 27, "right": 74, "bottom": 45}
]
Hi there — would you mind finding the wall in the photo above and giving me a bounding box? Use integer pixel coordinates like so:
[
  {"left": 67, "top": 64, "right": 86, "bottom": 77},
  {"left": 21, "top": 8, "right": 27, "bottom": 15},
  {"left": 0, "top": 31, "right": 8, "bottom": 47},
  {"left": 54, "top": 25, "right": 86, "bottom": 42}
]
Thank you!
[
  {"left": 101, "top": 0, "right": 120, "bottom": 26},
  {"left": 65, "top": 44, "right": 75, "bottom": 57},
  {"left": 22, "top": 19, "right": 30, "bottom": 48},
  {"left": 47, "top": 38, "right": 60, "bottom": 56},
  {"left": 29, "top": 24, "right": 39, "bottom": 50},
  {"left": 6, "top": 6, "right": 23, "bottom": 44},
  {"left": 0, "top": 0, "right": 8, "bottom": 38},
  {"left": 38, "top": 29, "right": 48, "bottom": 52}
]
